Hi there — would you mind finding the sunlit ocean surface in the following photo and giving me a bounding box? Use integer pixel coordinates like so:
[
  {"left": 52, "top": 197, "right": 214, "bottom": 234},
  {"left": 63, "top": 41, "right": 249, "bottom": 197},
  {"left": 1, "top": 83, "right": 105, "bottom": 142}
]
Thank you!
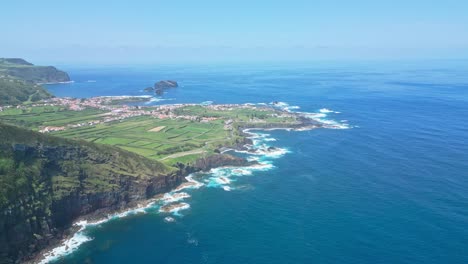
[{"left": 47, "top": 61, "right": 468, "bottom": 264}]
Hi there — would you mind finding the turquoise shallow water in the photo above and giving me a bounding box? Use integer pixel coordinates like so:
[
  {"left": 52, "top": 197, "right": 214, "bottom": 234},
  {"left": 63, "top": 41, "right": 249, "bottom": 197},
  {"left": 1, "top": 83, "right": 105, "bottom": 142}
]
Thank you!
[{"left": 46, "top": 61, "right": 468, "bottom": 263}]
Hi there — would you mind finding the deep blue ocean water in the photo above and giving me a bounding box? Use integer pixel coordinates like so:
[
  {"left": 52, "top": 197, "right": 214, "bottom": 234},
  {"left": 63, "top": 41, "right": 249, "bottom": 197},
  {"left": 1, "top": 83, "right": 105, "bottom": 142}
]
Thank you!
[{"left": 45, "top": 61, "right": 468, "bottom": 263}]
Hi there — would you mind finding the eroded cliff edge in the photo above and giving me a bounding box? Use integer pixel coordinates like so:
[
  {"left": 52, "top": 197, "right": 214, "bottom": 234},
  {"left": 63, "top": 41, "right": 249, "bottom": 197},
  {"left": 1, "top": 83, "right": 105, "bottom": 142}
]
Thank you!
[
  {"left": 0, "top": 123, "right": 253, "bottom": 263},
  {"left": 0, "top": 58, "right": 70, "bottom": 84},
  {"left": 0, "top": 123, "right": 182, "bottom": 263}
]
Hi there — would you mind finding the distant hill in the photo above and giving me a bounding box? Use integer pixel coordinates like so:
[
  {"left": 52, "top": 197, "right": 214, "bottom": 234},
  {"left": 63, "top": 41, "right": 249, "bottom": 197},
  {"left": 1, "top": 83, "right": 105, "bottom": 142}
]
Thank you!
[
  {"left": 0, "top": 58, "right": 70, "bottom": 84},
  {"left": 0, "top": 58, "right": 71, "bottom": 105},
  {"left": 0, "top": 122, "right": 179, "bottom": 263},
  {"left": 0, "top": 58, "right": 33, "bottom": 66}
]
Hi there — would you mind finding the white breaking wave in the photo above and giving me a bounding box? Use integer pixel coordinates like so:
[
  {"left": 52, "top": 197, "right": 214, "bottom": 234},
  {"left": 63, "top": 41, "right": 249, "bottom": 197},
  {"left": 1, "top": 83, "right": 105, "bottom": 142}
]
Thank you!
[
  {"left": 159, "top": 202, "right": 191, "bottom": 216},
  {"left": 200, "top": 129, "right": 285, "bottom": 192},
  {"left": 161, "top": 192, "right": 191, "bottom": 203},
  {"left": 39, "top": 200, "right": 154, "bottom": 263},
  {"left": 319, "top": 108, "right": 334, "bottom": 113},
  {"left": 39, "top": 101, "right": 351, "bottom": 263},
  {"left": 268, "top": 101, "right": 301, "bottom": 112},
  {"left": 39, "top": 175, "right": 200, "bottom": 262},
  {"left": 304, "top": 112, "right": 350, "bottom": 129},
  {"left": 174, "top": 175, "right": 204, "bottom": 192},
  {"left": 200, "top": 101, "right": 214, "bottom": 105},
  {"left": 164, "top": 216, "right": 176, "bottom": 222},
  {"left": 39, "top": 222, "right": 91, "bottom": 264},
  {"left": 145, "top": 97, "right": 175, "bottom": 104},
  {"left": 40, "top": 81, "right": 75, "bottom": 85},
  {"left": 268, "top": 101, "right": 350, "bottom": 129}
]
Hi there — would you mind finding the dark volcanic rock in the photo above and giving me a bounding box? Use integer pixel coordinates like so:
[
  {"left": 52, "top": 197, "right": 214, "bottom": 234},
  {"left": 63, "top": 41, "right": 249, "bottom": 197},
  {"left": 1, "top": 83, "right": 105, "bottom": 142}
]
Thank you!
[
  {"left": 145, "top": 80, "right": 178, "bottom": 96},
  {"left": 173, "top": 154, "right": 256, "bottom": 176},
  {"left": 154, "top": 80, "right": 178, "bottom": 89},
  {"left": 0, "top": 124, "right": 183, "bottom": 263},
  {"left": 144, "top": 87, "right": 154, "bottom": 92},
  {"left": 194, "top": 154, "right": 255, "bottom": 171}
]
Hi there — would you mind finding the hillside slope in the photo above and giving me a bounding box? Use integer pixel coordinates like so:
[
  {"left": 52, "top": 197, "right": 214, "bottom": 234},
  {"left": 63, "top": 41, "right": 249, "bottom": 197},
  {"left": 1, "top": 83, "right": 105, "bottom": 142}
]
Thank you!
[
  {"left": 0, "top": 58, "right": 70, "bottom": 84},
  {"left": 0, "top": 77, "right": 51, "bottom": 105},
  {"left": 0, "top": 123, "right": 182, "bottom": 263}
]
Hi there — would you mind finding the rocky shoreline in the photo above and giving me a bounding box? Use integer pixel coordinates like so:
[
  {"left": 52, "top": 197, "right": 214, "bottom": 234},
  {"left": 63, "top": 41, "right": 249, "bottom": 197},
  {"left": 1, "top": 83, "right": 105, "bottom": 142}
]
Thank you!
[
  {"left": 26, "top": 151, "right": 254, "bottom": 264},
  {"left": 24, "top": 116, "right": 319, "bottom": 264}
]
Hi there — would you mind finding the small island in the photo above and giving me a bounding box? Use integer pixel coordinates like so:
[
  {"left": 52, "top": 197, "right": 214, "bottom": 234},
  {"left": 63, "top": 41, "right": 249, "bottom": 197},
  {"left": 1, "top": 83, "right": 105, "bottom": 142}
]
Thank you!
[
  {"left": 145, "top": 80, "right": 179, "bottom": 95},
  {"left": 155, "top": 80, "right": 178, "bottom": 89},
  {"left": 0, "top": 59, "right": 324, "bottom": 264},
  {"left": 0, "top": 92, "right": 323, "bottom": 263}
]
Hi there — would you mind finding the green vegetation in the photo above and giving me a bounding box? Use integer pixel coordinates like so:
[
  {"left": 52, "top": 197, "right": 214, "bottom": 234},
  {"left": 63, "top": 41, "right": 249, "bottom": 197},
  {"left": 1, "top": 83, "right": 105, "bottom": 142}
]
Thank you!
[
  {"left": 0, "top": 122, "right": 170, "bottom": 207},
  {"left": 0, "top": 77, "right": 51, "bottom": 105},
  {"left": 0, "top": 58, "right": 301, "bottom": 262},
  {"left": 0, "top": 122, "right": 175, "bottom": 263},
  {"left": 0, "top": 104, "right": 299, "bottom": 165},
  {"left": 53, "top": 116, "right": 230, "bottom": 164},
  {"left": 0, "top": 58, "right": 71, "bottom": 105},
  {"left": 174, "top": 105, "right": 289, "bottom": 123},
  {"left": 0, "top": 58, "right": 70, "bottom": 84},
  {"left": 0, "top": 106, "right": 104, "bottom": 130}
]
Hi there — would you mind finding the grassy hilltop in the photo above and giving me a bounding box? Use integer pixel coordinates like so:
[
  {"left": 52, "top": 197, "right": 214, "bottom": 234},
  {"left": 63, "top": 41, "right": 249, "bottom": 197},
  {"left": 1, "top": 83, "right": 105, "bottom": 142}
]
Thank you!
[
  {"left": 0, "top": 77, "right": 52, "bottom": 105},
  {"left": 0, "top": 122, "right": 179, "bottom": 263},
  {"left": 0, "top": 59, "right": 305, "bottom": 263},
  {"left": 0, "top": 58, "right": 71, "bottom": 105},
  {"left": 0, "top": 58, "right": 70, "bottom": 84}
]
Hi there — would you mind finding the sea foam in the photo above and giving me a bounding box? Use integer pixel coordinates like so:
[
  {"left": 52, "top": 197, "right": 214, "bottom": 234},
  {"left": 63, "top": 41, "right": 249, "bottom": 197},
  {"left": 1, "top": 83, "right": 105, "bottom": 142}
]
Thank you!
[
  {"left": 39, "top": 201, "right": 154, "bottom": 263},
  {"left": 39, "top": 101, "right": 351, "bottom": 262},
  {"left": 144, "top": 97, "right": 175, "bottom": 104}
]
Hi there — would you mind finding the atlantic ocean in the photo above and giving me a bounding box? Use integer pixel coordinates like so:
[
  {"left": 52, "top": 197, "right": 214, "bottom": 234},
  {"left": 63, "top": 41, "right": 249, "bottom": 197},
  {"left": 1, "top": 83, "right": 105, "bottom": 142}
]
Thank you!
[{"left": 46, "top": 61, "right": 468, "bottom": 264}]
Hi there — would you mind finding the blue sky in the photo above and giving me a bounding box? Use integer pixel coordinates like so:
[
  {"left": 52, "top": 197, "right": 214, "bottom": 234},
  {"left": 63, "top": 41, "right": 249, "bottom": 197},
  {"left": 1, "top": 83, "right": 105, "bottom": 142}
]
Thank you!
[{"left": 2, "top": 0, "right": 468, "bottom": 64}]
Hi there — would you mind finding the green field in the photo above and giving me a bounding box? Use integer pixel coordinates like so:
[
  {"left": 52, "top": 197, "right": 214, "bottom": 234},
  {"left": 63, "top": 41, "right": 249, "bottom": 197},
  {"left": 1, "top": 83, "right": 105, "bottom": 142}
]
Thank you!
[
  {"left": 51, "top": 116, "right": 232, "bottom": 164},
  {"left": 174, "top": 105, "right": 293, "bottom": 123},
  {"left": 0, "top": 107, "right": 105, "bottom": 130},
  {"left": 0, "top": 104, "right": 298, "bottom": 165}
]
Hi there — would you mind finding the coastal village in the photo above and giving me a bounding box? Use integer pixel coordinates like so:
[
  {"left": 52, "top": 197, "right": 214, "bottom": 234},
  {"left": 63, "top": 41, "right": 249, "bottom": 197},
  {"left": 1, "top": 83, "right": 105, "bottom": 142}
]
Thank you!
[{"left": 0, "top": 96, "right": 295, "bottom": 133}]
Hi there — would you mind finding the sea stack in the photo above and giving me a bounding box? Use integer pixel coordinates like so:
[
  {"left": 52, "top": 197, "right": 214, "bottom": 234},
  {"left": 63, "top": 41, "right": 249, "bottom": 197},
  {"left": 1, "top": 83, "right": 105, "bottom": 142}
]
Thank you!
[
  {"left": 154, "top": 80, "right": 178, "bottom": 95},
  {"left": 155, "top": 80, "right": 178, "bottom": 89}
]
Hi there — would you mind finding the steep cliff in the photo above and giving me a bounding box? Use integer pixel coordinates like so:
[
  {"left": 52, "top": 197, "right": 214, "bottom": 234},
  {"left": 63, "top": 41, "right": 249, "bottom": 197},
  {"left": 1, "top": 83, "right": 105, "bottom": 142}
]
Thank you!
[
  {"left": 0, "top": 123, "right": 183, "bottom": 263},
  {"left": 193, "top": 154, "right": 254, "bottom": 171},
  {"left": 154, "top": 80, "right": 178, "bottom": 95},
  {"left": 154, "top": 80, "right": 178, "bottom": 89},
  {"left": 0, "top": 58, "right": 70, "bottom": 84},
  {"left": 0, "top": 58, "right": 72, "bottom": 105}
]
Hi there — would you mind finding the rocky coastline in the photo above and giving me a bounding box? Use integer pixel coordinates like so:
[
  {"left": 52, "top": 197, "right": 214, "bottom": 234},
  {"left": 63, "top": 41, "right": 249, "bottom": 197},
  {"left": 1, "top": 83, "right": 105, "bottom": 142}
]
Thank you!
[
  {"left": 144, "top": 80, "right": 178, "bottom": 95},
  {"left": 23, "top": 151, "right": 254, "bottom": 264},
  {"left": 7, "top": 108, "right": 320, "bottom": 264}
]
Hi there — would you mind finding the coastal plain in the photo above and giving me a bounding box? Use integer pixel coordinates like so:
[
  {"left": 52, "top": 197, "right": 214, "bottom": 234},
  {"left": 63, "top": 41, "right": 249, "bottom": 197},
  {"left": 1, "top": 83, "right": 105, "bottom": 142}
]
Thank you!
[{"left": 0, "top": 98, "right": 301, "bottom": 166}]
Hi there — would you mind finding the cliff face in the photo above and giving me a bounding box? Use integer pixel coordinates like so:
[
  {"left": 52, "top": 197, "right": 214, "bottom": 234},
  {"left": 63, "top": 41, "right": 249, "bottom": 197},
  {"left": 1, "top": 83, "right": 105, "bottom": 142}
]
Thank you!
[
  {"left": 0, "top": 58, "right": 71, "bottom": 105},
  {"left": 4, "top": 66, "right": 70, "bottom": 84},
  {"left": 153, "top": 80, "right": 178, "bottom": 95},
  {"left": 0, "top": 123, "right": 183, "bottom": 263},
  {"left": 171, "top": 154, "right": 255, "bottom": 177},
  {"left": 0, "top": 58, "right": 71, "bottom": 84},
  {"left": 193, "top": 154, "right": 254, "bottom": 171},
  {"left": 154, "top": 80, "right": 178, "bottom": 89}
]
